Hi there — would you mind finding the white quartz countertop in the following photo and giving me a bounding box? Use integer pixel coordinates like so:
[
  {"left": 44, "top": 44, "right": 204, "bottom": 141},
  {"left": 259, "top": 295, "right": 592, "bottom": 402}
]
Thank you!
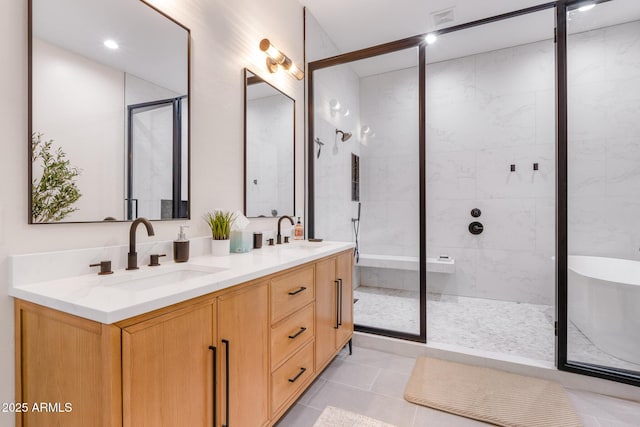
[{"left": 9, "top": 241, "right": 354, "bottom": 324}]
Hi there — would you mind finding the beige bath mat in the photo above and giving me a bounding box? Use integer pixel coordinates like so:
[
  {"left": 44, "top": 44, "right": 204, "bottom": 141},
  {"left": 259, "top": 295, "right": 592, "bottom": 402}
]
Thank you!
[
  {"left": 313, "top": 406, "right": 398, "bottom": 427},
  {"left": 404, "top": 357, "right": 582, "bottom": 427}
]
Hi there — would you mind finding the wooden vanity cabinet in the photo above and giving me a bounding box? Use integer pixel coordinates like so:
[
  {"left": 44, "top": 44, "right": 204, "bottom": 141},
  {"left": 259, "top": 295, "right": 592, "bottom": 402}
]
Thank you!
[
  {"left": 217, "top": 281, "right": 269, "bottom": 427},
  {"left": 14, "top": 301, "right": 121, "bottom": 427},
  {"left": 121, "top": 299, "right": 216, "bottom": 427},
  {"left": 315, "top": 251, "right": 354, "bottom": 371},
  {"left": 14, "top": 249, "right": 353, "bottom": 427}
]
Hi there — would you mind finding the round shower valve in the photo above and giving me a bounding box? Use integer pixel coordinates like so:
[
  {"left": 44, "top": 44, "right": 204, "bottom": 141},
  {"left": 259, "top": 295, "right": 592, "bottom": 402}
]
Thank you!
[{"left": 468, "top": 221, "right": 484, "bottom": 235}]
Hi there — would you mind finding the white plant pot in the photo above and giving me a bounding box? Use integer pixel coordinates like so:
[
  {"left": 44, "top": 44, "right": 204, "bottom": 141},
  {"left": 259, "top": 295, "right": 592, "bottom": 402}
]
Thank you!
[{"left": 210, "top": 239, "right": 230, "bottom": 256}]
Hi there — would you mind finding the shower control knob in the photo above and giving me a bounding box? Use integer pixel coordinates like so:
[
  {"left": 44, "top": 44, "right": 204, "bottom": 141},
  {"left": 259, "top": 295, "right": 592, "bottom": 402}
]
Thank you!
[
  {"left": 470, "top": 208, "right": 481, "bottom": 218},
  {"left": 469, "top": 221, "right": 484, "bottom": 235}
]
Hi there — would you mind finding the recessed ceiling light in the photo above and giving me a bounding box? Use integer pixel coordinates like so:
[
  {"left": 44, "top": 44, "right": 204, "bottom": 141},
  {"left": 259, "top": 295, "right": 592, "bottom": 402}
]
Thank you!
[
  {"left": 578, "top": 3, "right": 596, "bottom": 12},
  {"left": 425, "top": 33, "right": 437, "bottom": 45},
  {"left": 103, "top": 39, "right": 119, "bottom": 50}
]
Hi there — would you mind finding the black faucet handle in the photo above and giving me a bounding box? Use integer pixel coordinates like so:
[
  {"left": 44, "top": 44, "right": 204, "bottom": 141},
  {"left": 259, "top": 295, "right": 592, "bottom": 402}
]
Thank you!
[
  {"left": 90, "top": 261, "right": 113, "bottom": 275},
  {"left": 284, "top": 236, "right": 290, "bottom": 243},
  {"left": 149, "top": 254, "right": 167, "bottom": 266},
  {"left": 267, "top": 238, "right": 275, "bottom": 246}
]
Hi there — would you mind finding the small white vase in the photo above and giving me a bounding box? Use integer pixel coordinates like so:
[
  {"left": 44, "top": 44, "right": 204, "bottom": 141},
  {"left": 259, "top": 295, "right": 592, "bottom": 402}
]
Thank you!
[{"left": 210, "top": 239, "right": 230, "bottom": 256}]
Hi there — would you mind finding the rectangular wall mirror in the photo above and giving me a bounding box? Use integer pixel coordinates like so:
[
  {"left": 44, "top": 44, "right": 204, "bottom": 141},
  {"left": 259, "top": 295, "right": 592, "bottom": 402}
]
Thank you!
[
  {"left": 244, "top": 69, "right": 295, "bottom": 218},
  {"left": 29, "top": 0, "right": 190, "bottom": 223}
]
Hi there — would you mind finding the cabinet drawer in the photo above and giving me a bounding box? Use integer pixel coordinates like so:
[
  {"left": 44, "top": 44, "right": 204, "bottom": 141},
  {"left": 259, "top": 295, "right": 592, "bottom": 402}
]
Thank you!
[
  {"left": 271, "top": 267, "right": 314, "bottom": 322},
  {"left": 271, "top": 303, "right": 314, "bottom": 369},
  {"left": 271, "top": 341, "right": 314, "bottom": 414}
]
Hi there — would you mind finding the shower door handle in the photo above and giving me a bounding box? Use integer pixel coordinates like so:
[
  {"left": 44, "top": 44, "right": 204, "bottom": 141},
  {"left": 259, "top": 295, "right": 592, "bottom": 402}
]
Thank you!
[{"left": 334, "top": 280, "right": 340, "bottom": 329}]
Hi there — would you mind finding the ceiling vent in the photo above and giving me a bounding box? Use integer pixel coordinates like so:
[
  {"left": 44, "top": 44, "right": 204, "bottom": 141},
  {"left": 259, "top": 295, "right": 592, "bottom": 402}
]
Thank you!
[{"left": 431, "top": 7, "right": 455, "bottom": 27}]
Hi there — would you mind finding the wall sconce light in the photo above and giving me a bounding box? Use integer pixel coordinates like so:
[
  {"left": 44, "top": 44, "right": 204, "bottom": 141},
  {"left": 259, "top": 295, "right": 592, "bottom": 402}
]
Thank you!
[{"left": 260, "top": 38, "right": 304, "bottom": 80}]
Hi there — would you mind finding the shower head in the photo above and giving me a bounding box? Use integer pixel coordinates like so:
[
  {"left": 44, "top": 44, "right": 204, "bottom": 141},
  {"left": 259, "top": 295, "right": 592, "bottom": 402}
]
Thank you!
[{"left": 336, "top": 129, "right": 352, "bottom": 142}]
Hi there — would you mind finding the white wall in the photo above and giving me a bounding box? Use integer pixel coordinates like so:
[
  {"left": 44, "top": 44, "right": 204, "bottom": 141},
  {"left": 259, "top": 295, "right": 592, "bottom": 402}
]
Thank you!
[
  {"left": 567, "top": 20, "right": 640, "bottom": 261},
  {"left": 0, "top": 0, "right": 304, "bottom": 425},
  {"left": 426, "top": 37, "right": 556, "bottom": 305},
  {"left": 359, "top": 67, "right": 420, "bottom": 258},
  {"left": 32, "top": 37, "right": 125, "bottom": 222}
]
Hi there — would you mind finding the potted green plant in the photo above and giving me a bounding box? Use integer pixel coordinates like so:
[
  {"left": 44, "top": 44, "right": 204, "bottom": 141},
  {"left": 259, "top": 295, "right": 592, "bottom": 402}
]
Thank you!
[{"left": 204, "top": 210, "right": 236, "bottom": 256}]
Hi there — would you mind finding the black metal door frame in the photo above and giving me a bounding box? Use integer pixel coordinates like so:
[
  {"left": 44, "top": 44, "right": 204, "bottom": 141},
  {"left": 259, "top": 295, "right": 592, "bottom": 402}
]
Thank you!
[
  {"left": 556, "top": 0, "right": 639, "bottom": 386},
  {"left": 307, "top": 0, "right": 640, "bottom": 387},
  {"left": 126, "top": 96, "right": 186, "bottom": 220}
]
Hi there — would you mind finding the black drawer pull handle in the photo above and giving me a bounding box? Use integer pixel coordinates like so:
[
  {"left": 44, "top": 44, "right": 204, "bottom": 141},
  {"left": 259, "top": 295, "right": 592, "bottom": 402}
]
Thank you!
[
  {"left": 288, "top": 327, "right": 307, "bottom": 339},
  {"left": 288, "top": 367, "right": 307, "bottom": 383},
  {"left": 222, "top": 339, "right": 230, "bottom": 427},
  {"left": 288, "top": 286, "right": 307, "bottom": 296}
]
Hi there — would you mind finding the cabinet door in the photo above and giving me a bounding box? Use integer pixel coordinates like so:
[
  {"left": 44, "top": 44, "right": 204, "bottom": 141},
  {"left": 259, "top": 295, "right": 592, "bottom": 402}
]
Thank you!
[
  {"left": 122, "top": 301, "right": 216, "bottom": 427},
  {"left": 315, "top": 257, "right": 338, "bottom": 371},
  {"left": 218, "top": 282, "right": 269, "bottom": 427},
  {"left": 17, "top": 303, "right": 120, "bottom": 427},
  {"left": 336, "top": 251, "right": 354, "bottom": 348}
]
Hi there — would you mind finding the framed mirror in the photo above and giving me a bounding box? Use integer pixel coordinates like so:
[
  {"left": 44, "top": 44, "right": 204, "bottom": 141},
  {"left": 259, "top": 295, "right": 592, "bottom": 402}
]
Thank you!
[
  {"left": 29, "top": 0, "right": 190, "bottom": 223},
  {"left": 244, "top": 69, "right": 295, "bottom": 218}
]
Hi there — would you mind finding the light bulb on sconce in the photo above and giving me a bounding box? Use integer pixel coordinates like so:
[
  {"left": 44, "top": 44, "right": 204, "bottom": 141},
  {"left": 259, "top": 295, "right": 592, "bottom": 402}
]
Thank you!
[{"left": 260, "top": 38, "right": 304, "bottom": 80}]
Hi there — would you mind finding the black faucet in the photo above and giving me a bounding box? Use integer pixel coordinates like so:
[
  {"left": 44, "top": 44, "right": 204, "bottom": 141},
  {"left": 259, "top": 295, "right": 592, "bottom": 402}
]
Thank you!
[
  {"left": 277, "top": 215, "right": 294, "bottom": 244},
  {"left": 127, "top": 217, "right": 155, "bottom": 270}
]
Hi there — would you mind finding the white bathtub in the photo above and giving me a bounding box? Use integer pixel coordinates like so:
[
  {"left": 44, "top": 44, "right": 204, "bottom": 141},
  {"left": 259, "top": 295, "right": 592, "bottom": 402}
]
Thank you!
[{"left": 568, "top": 255, "right": 640, "bottom": 365}]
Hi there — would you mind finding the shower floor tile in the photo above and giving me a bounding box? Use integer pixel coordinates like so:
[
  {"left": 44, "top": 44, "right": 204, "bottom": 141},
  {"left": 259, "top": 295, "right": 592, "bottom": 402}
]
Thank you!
[
  {"left": 354, "top": 286, "right": 555, "bottom": 362},
  {"left": 354, "top": 286, "right": 640, "bottom": 372}
]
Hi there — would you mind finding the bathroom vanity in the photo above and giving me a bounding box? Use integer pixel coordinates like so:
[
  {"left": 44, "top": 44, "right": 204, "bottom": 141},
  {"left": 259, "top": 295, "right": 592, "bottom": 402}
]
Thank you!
[{"left": 11, "top": 242, "right": 354, "bottom": 427}]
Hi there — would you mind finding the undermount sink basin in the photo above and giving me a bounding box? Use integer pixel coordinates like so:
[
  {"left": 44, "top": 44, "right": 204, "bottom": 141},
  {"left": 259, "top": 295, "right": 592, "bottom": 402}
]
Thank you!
[
  {"left": 279, "top": 241, "right": 330, "bottom": 251},
  {"left": 100, "top": 265, "right": 227, "bottom": 291}
]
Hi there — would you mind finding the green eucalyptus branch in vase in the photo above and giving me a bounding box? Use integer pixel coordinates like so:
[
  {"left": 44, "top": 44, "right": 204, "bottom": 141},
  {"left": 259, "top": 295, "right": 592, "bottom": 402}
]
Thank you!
[{"left": 31, "top": 132, "right": 82, "bottom": 222}]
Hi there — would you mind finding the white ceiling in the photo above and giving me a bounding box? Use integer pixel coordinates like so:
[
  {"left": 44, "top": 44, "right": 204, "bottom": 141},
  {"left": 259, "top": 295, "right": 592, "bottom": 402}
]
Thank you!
[
  {"left": 302, "top": 0, "right": 640, "bottom": 76},
  {"left": 33, "top": 0, "right": 188, "bottom": 94},
  {"left": 300, "top": 0, "right": 553, "bottom": 54}
]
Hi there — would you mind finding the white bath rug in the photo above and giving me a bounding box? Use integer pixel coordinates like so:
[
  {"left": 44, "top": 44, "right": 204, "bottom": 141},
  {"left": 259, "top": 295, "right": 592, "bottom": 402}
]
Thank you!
[{"left": 313, "top": 406, "right": 398, "bottom": 427}]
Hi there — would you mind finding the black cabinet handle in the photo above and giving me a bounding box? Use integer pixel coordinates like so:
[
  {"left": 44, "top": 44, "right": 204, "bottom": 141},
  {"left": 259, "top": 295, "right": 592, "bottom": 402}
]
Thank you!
[
  {"left": 222, "top": 339, "right": 230, "bottom": 427},
  {"left": 338, "top": 278, "right": 343, "bottom": 326},
  {"left": 288, "top": 286, "right": 307, "bottom": 296},
  {"left": 208, "top": 345, "right": 217, "bottom": 427},
  {"left": 288, "top": 367, "right": 307, "bottom": 383},
  {"left": 334, "top": 280, "right": 340, "bottom": 329},
  {"left": 288, "top": 327, "right": 307, "bottom": 340}
]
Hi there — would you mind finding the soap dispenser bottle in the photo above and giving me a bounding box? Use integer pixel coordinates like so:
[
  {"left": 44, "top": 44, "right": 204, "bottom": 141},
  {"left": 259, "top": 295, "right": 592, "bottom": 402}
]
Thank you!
[
  {"left": 294, "top": 217, "right": 304, "bottom": 240},
  {"left": 173, "top": 226, "right": 190, "bottom": 263}
]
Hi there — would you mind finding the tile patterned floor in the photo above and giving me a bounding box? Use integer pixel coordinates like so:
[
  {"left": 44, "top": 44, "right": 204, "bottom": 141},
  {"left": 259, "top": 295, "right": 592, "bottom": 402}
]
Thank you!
[
  {"left": 275, "top": 346, "right": 640, "bottom": 427},
  {"left": 354, "top": 286, "right": 640, "bottom": 371},
  {"left": 354, "top": 287, "right": 555, "bottom": 362}
]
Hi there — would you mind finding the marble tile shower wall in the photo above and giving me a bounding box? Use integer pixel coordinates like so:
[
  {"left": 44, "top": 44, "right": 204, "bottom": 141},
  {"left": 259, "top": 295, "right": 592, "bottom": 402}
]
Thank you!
[
  {"left": 567, "top": 20, "right": 640, "bottom": 261},
  {"left": 359, "top": 68, "right": 420, "bottom": 257},
  {"left": 314, "top": 63, "right": 361, "bottom": 243},
  {"left": 426, "top": 37, "right": 557, "bottom": 305}
]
